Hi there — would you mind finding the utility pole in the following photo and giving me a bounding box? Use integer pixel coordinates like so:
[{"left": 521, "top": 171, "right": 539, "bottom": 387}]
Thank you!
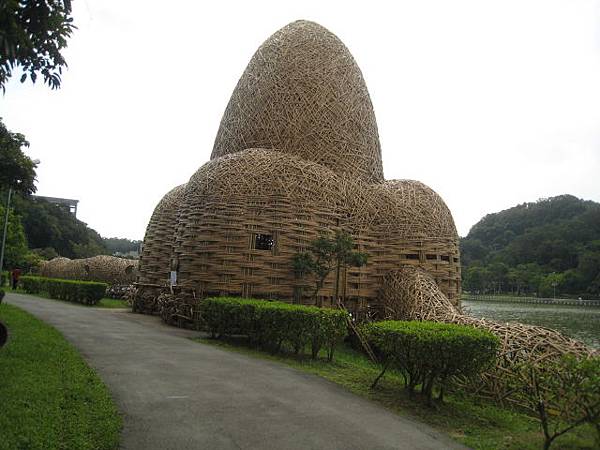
[{"left": 0, "top": 158, "right": 39, "bottom": 278}]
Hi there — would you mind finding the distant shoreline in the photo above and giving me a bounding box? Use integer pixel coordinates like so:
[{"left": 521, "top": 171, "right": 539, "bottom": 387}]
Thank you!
[{"left": 462, "top": 294, "right": 600, "bottom": 307}]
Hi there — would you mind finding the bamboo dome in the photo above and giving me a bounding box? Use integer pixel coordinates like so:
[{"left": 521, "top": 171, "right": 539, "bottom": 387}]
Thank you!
[
  {"left": 39, "top": 257, "right": 85, "bottom": 280},
  {"left": 83, "top": 255, "right": 137, "bottom": 285},
  {"left": 38, "top": 255, "right": 137, "bottom": 285},
  {"left": 171, "top": 148, "right": 347, "bottom": 300},
  {"left": 133, "top": 184, "right": 187, "bottom": 312},
  {"left": 135, "top": 20, "right": 460, "bottom": 316},
  {"left": 211, "top": 20, "right": 384, "bottom": 183},
  {"left": 133, "top": 20, "right": 462, "bottom": 315},
  {"left": 137, "top": 184, "right": 187, "bottom": 286},
  {"left": 368, "top": 180, "right": 457, "bottom": 238},
  {"left": 341, "top": 180, "right": 461, "bottom": 304},
  {"left": 133, "top": 21, "right": 596, "bottom": 407}
]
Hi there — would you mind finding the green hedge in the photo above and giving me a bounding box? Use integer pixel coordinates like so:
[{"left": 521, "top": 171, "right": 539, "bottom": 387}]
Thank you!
[
  {"left": 20, "top": 276, "right": 107, "bottom": 306},
  {"left": 200, "top": 297, "right": 348, "bottom": 360},
  {"left": 1, "top": 271, "right": 8, "bottom": 287},
  {"left": 363, "top": 320, "right": 499, "bottom": 403}
]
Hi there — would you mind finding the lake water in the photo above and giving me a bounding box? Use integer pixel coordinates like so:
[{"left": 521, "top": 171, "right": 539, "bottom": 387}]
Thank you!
[{"left": 462, "top": 300, "right": 600, "bottom": 349}]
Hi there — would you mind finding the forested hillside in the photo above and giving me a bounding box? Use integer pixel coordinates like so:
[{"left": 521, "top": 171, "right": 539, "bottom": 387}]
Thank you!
[
  {"left": 11, "top": 194, "right": 108, "bottom": 260},
  {"left": 461, "top": 195, "right": 600, "bottom": 298}
]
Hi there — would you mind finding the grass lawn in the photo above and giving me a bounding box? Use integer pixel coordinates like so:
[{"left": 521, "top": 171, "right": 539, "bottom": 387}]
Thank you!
[
  {"left": 197, "top": 337, "right": 598, "bottom": 450},
  {"left": 0, "top": 303, "right": 122, "bottom": 450}
]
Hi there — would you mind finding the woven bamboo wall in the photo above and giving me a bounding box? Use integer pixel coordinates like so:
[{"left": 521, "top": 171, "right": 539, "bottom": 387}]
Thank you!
[
  {"left": 39, "top": 257, "right": 85, "bottom": 280},
  {"left": 172, "top": 149, "right": 344, "bottom": 301},
  {"left": 165, "top": 148, "right": 460, "bottom": 311},
  {"left": 137, "top": 184, "right": 187, "bottom": 286},
  {"left": 38, "top": 255, "right": 137, "bottom": 285},
  {"left": 211, "top": 20, "right": 383, "bottom": 183}
]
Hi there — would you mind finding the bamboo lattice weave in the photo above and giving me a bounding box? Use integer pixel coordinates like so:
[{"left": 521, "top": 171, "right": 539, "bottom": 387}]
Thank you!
[
  {"left": 39, "top": 255, "right": 137, "bottom": 285},
  {"left": 135, "top": 21, "right": 462, "bottom": 316},
  {"left": 137, "top": 184, "right": 186, "bottom": 286},
  {"left": 381, "top": 266, "right": 597, "bottom": 402},
  {"left": 211, "top": 20, "right": 384, "bottom": 183}
]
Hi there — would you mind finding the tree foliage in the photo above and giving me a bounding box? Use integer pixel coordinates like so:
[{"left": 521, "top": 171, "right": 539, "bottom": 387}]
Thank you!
[
  {"left": 102, "top": 237, "right": 141, "bottom": 255},
  {"left": 0, "top": 202, "right": 29, "bottom": 268},
  {"left": 364, "top": 320, "right": 499, "bottom": 404},
  {"left": 10, "top": 194, "right": 107, "bottom": 259},
  {"left": 0, "top": 118, "right": 37, "bottom": 195},
  {"left": 509, "top": 356, "right": 600, "bottom": 449},
  {"left": 293, "top": 230, "right": 368, "bottom": 302},
  {"left": 461, "top": 195, "right": 600, "bottom": 298},
  {"left": 0, "top": 0, "right": 75, "bottom": 91}
]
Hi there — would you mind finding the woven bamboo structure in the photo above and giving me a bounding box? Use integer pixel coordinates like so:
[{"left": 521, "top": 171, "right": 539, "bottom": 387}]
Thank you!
[
  {"left": 211, "top": 20, "right": 383, "bottom": 183},
  {"left": 381, "top": 266, "right": 598, "bottom": 401},
  {"left": 132, "top": 20, "right": 596, "bottom": 406},
  {"left": 133, "top": 184, "right": 187, "bottom": 313},
  {"left": 135, "top": 20, "right": 461, "bottom": 320},
  {"left": 39, "top": 255, "right": 137, "bottom": 286}
]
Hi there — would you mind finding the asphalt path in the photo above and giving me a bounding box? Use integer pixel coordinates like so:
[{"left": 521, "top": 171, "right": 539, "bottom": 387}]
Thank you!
[{"left": 5, "top": 293, "right": 466, "bottom": 450}]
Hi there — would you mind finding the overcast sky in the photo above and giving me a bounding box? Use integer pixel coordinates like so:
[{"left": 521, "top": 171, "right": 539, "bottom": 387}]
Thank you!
[{"left": 1, "top": 0, "right": 599, "bottom": 240}]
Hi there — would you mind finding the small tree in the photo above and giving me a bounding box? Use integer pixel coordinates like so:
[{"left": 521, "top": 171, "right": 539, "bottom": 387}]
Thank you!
[
  {"left": 510, "top": 355, "right": 600, "bottom": 450},
  {"left": 293, "top": 230, "right": 367, "bottom": 305}
]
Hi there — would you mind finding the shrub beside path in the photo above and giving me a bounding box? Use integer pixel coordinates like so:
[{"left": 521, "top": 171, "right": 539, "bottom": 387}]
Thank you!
[{"left": 5, "top": 292, "right": 465, "bottom": 450}]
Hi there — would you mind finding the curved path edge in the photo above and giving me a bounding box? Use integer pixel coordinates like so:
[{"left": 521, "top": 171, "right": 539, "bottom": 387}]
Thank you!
[{"left": 6, "top": 293, "right": 466, "bottom": 450}]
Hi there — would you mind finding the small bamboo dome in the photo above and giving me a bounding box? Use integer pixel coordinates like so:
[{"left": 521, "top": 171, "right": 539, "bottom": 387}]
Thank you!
[
  {"left": 83, "top": 255, "right": 137, "bottom": 285},
  {"left": 39, "top": 257, "right": 85, "bottom": 280},
  {"left": 38, "top": 256, "right": 137, "bottom": 286},
  {"left": 137, "top": 184, "right": 186, "bottom": 286},
  {"left": 345, "top": 180, "right": 461, "bottom": 302}
]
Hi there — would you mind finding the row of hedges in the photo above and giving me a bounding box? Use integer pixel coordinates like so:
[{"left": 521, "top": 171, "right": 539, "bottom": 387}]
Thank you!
[
  {"left": 363, "top": 320, "right": 499, "bottom": 403},
  {"left": 20, "top": 276, "right": 107, "bottom": 305},
  {"left": 200, "top": 297, "right": 348, "bottom": 360}
]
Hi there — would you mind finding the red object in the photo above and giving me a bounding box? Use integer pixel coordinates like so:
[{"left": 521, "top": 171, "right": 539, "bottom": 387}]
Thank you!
[{"left": 11, "top": 268, "right": 21, "bottom": 289}]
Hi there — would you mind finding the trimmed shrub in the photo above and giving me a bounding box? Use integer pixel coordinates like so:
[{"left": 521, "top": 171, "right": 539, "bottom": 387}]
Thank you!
[
  {"left": 20, "top": 276, "right": 107, "bottom": 305},
  {"left": 1, "top": 271, "right": 8, "bottom": 287},
  {"left": 20, "top": 276, "right": 45, "bottom": 294},
  {"left": 200, "top": 297, "right": 347, "bottom": 360},
  {"left": 363, "top": 320, "right": 499, "bottom": 403}
]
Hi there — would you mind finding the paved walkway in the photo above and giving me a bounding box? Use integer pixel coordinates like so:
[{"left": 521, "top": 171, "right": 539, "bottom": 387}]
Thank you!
[{"left": 5, "top": 293, "right": 465, "bottom": 450}]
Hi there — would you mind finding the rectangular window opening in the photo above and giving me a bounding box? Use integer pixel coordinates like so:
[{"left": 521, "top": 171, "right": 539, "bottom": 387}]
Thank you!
[{"left": 255, "top": 234, "right": 274, "bottom": 251}]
